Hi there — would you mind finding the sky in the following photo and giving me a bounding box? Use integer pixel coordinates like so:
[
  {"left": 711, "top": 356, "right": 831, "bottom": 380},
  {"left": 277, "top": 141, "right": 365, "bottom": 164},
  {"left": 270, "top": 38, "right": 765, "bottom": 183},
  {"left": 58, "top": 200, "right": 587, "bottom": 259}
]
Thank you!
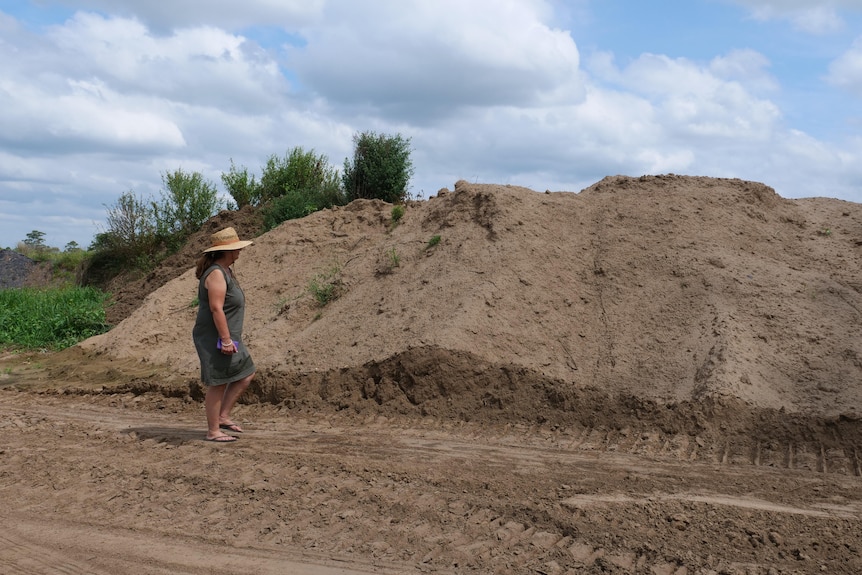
[{"left": 1, "top": 0, "right": 861, "bottom": 250}]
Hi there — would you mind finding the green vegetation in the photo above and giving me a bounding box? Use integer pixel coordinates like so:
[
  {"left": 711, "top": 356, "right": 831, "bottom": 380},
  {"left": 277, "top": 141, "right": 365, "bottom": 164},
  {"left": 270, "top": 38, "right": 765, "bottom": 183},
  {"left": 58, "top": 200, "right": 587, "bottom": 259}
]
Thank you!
[
  {"left": 90, "top": 133, "right": 412, "bottom": 281},
  {"left": 23, "top": 230, "right": 47, "bottom": 250},
  {"left": 86, "top": 169, "right": 223, "bottom": 281},
  {"left": 385, "top": 247, "right": 400, "bottom": 271},
  {"left": 1, "top": 127, "right": 417, "bottom": 348},
  {"left": 308, "top": 264, "right": 344, "bottom": 307},
  {"left": 343, "top": 131, "right": 414, "bottom": 204},
  {"left": 259, "top": 147, "right": 342, "bottom": 206},
  {"left": 225, "top": 147, "right": 346, "bottom": 231},
  {"left": 221, "top": 159, "right": 260, "bottom": 208},
  {"left": 0, "top": 287, "right": 110, "bottom": 349},
  {"left": 154, "top": 168, "right": 222, "bottom": 250},
  {"left": 426, "top": 235, "right": 441, "bottom": 249},
  {"left": 89, "top": 190, "right": 159, "bottom": 277},
  {"left": 2, "top": 232, "right": 109, "bottom": 349},
  {"left": 15, "top": 232, "right": 91, "bottom": 286}
]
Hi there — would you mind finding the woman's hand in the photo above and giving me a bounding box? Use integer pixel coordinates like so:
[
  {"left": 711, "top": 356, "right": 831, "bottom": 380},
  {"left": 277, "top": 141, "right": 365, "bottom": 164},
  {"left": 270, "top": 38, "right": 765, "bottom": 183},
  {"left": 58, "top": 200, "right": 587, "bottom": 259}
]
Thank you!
[{"left": 219, "top": 338, "right": 237, "bottom": 354}]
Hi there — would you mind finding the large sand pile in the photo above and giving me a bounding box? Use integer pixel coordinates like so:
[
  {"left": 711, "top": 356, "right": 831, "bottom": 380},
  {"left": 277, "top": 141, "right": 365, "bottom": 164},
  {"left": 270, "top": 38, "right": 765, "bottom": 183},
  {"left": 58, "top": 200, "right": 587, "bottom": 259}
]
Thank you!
[
  {"left": 79, "top": 175, "right": 862, "bottom": 422},
  {"left": 7, "top": 174, "right": 862, "bottom": 575}
]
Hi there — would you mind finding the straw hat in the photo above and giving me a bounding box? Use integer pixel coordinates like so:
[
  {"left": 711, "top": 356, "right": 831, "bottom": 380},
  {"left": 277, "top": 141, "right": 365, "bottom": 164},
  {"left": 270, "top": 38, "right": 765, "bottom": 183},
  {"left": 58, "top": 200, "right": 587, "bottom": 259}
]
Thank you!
[{"left": 202, "top": 227, "right": 254, "bottom": 253}]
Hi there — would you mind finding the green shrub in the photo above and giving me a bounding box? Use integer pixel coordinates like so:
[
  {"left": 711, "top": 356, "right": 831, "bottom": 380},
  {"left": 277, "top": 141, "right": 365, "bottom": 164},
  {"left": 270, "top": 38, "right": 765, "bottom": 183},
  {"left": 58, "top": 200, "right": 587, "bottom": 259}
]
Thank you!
[
  {"left": 391, "top": 205, "right": 405, "bottom": 224},
  {"left": 155, "top": 168, "right": 222, "bottom": 246},
  {"left": 260, "top": 147, "right": 343, "bottom": 204},
  {"left": 262, "top": 189, "right": 320, "bottom": 231},
  {"left": 221, "top": 159, "right": 261, "bottom": 208},
  {"left": 426, "top": 235, "right": 441, "bottom": 249},
  {"left": 343, "top": 131, "right": 414, "bottom": 204},
  {"left": 0, "top": 287, "right": 110, "bottom": 349},
  {"left": 87, "top": 169, "right": 222, "bottom": 284},
  {"left": 257, "top": 147, "right": 346, "bottom": 229},
  {"left": 88, "top": 190, "right": 162, "bottom": 280}
]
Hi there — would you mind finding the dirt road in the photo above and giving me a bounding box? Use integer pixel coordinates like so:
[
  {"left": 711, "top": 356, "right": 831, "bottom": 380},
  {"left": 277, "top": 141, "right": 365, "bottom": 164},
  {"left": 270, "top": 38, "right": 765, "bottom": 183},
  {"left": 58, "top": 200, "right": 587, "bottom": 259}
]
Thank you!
[{"left": 2, "top": 385, "right": 860, "bottom": 575}]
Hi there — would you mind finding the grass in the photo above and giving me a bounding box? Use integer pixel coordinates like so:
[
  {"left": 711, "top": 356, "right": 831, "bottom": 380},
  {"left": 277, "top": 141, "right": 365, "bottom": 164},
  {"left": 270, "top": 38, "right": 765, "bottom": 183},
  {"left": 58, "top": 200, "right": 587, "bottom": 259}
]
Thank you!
[
  {"left": 17, "top": 246, "right": 91, "bottom": 286},
  {"left": 389, "top": 205, "right": 405, "bottom": 231},
  {"left": 0, "top": 286, "right": 111, "bottom": 349},
  {"left": 386, "top": 247, "right": 400, "bottom": 270},
  {"left": 308, "top": 263, "right": 344, "bottom": 307}
]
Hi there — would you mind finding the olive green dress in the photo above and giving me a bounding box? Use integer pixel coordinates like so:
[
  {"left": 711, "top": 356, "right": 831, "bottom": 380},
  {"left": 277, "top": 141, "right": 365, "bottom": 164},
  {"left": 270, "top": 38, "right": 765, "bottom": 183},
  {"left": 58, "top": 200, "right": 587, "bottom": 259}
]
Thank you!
[{"left": 193, "top": 265, "right": 256, "bottom": 386}]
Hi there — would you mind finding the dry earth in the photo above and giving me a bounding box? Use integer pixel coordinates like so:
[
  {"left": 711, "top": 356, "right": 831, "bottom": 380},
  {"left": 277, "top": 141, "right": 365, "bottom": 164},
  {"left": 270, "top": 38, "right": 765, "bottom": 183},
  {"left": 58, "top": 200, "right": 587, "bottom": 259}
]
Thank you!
[{"left": 2, "top": 175, "right": 862, "bottom": 574}]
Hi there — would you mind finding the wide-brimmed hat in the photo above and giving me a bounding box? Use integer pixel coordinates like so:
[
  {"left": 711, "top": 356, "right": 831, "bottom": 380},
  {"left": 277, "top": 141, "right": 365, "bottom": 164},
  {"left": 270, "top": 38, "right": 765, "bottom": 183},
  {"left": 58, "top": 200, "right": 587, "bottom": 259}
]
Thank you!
[{"left": 202, "top": 227, "right": 254, "bottom": 253}]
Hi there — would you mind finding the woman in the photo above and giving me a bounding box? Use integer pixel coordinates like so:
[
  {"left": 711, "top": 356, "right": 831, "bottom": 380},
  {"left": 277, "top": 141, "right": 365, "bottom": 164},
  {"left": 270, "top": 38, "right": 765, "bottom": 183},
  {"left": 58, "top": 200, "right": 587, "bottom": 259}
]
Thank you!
[{"left": 193, "top": 227, "right": 256, "bottom": 442}]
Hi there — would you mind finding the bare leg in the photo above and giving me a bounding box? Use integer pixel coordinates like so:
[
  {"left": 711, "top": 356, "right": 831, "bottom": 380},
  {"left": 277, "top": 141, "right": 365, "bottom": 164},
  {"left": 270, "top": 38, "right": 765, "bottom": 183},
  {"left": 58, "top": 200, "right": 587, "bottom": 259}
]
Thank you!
[
  {"left": 219, "top": 372, "right": 255, "bottom": 429},
  {"left": 205, "top": 383, "right": 231, "bottom": 440}
]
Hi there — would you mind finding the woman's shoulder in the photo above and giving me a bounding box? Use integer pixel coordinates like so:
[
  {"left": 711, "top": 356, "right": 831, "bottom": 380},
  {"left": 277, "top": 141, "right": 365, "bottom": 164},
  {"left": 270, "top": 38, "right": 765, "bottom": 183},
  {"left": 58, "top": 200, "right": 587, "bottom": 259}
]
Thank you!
[{"left": 201, "top": 264, "right": 230, "bottom": 283}]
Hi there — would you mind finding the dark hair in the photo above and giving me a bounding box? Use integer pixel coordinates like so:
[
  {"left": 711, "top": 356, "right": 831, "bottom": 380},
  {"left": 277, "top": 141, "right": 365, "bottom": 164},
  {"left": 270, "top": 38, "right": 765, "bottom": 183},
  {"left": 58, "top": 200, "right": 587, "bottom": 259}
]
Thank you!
[{"left": 195, "top": 252, "right": 221, "bottom": 279}]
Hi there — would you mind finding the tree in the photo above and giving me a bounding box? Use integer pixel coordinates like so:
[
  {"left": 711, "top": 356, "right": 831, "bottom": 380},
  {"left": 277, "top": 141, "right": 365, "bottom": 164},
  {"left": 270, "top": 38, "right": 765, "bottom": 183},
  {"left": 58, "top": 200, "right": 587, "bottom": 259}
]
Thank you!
[
  {"left": 221, "top": 159, "right": 260, "bottom": 208},
  {"left": 103, "top": 191, "right": 156, "bottom": 250},
  {"left": 84, "top": 190, "right": 160, "bottom": 282},
  {"left": 23, "top": 230, "right": 47, "bottom": 250},
  {"left": 343, "top": 131, "right": 414, "bottom": 204},
  {"left": 154, "top": 168, "right": 222, "bottom": 240},
  {"left": 64, "top": 241, "right": 81, "bottom": 252}
]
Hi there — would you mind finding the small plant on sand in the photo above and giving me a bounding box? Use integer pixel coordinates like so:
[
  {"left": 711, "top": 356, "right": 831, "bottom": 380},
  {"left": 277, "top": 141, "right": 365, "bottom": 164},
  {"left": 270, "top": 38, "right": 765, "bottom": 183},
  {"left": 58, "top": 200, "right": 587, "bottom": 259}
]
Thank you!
[
  {"left": 387, "top": 205, "right": 406, "bottom": 233},
  {"left": 426, "top": 235, "right": 441, "bottom": 249},
  {"left": 387, "top": 247, "right": 400, "bottom": 268},
  {"left": 308, "top": 263, "right": 344, "bottom": 307}
]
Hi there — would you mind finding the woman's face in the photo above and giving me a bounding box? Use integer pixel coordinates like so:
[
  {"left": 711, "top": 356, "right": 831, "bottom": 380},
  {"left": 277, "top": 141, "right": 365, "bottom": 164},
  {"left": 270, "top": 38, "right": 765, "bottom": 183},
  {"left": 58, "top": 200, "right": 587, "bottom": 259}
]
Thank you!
[{"left": 216, "top": 249, "right": 241, "bottom": 264}]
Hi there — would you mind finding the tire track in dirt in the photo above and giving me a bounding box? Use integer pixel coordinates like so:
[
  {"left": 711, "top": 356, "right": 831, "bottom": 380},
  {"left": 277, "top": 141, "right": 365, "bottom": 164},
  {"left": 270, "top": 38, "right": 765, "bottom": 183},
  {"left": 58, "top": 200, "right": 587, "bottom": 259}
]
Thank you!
[
  {"left": 3, "top": 389, "right": 862, "bottom": 574},
  {"left": 8, "top": 389, "right": 862, "bottom": 477},
  {"left": 0, "top": 517, "right": 396, "bottom": 575}
]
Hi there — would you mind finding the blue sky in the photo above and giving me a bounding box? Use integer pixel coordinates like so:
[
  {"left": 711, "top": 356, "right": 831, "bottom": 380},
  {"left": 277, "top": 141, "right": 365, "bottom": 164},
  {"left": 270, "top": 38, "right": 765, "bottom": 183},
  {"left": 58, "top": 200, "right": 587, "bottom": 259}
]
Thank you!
[{"left": 1, "top": 0, "right": 861, "bottom": 249}]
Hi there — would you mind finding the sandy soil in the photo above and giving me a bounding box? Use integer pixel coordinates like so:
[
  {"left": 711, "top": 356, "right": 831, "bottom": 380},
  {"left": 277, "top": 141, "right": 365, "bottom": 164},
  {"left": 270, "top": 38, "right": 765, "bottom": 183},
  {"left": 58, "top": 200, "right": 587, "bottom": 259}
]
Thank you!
[{"left": 2, "top": 175, "right": 862, "bottom": 574}]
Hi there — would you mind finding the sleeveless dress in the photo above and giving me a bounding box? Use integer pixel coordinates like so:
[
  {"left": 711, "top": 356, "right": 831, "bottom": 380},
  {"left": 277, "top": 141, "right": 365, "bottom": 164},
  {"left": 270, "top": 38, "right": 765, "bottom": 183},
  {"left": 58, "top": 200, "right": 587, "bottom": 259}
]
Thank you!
[{"left": 192, "top": 265, "right": 256, "bottom": 386}]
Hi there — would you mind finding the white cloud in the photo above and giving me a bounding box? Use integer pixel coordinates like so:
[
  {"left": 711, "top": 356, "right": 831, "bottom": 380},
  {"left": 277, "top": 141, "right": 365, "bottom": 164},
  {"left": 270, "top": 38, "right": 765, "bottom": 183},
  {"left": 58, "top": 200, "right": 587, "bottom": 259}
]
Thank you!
[
  {"left": 728, "top": 0, "right": 860, "bottom": 34},
  {"left": 709, "top": 49, "right": 778, "bottom": 92},
  {"left": 603, "top": 53, "right": 782, "bottom": 141},
  {"left": 47, "top": 12, "right": 289, "bottom": 112},
  {"left": 49, "top": 0, "right": 324, "bottom": 32},
  {"left": 828, "top": 37, "right": 862, "bottom": 96},
  {"left": 288, "top": 0, "right": 584, "bottom": 120}
]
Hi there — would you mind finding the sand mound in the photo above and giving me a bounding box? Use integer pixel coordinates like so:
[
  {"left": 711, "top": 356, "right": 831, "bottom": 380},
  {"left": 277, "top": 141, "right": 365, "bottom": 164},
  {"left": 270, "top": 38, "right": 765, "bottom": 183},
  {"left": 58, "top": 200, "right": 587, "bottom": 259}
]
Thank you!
[{"left": 79, "top": 175, "right": 862, "bottom": 420}]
